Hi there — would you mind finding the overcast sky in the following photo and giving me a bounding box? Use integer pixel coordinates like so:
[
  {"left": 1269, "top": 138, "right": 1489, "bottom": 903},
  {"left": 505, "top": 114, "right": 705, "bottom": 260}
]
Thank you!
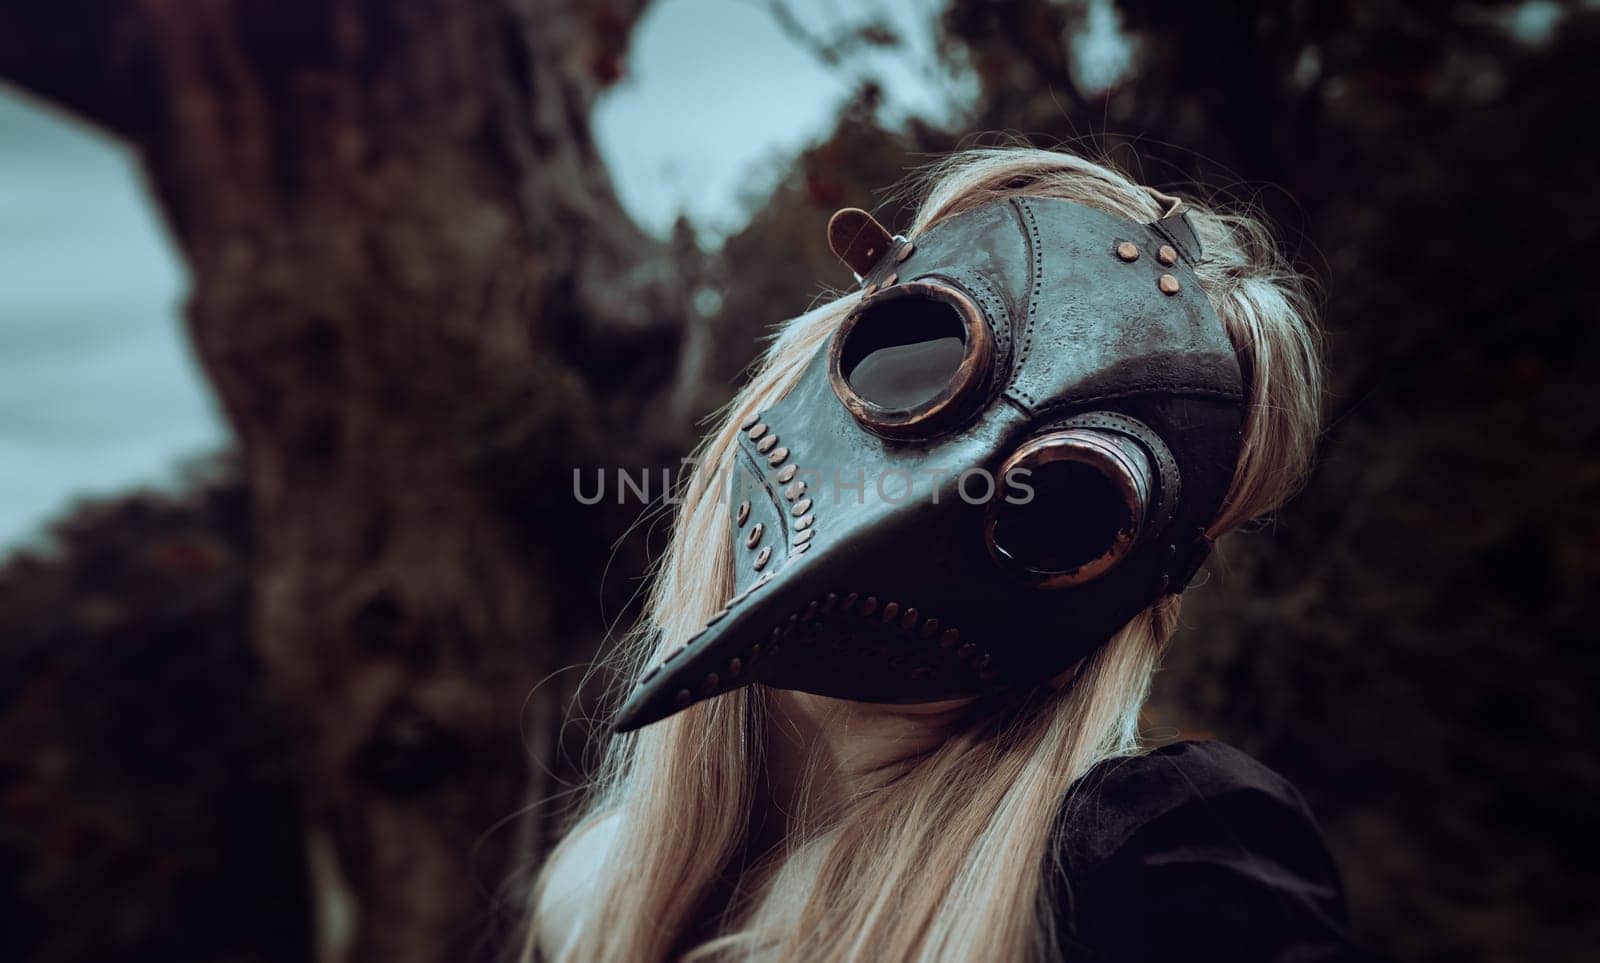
[{"left": 0, "top": 0, "right": 1138, "bottom": 556}]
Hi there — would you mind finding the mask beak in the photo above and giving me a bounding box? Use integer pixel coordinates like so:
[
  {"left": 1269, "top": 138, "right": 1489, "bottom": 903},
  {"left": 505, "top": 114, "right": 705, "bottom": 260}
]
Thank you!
[{"left": 612, "top": 364, "right": 1028, "bottom": 733}]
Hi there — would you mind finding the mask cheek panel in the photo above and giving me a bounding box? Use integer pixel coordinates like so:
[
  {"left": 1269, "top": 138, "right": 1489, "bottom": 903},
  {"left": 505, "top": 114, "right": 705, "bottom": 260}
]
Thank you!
[{"left": 985, "top": 414, "right": 1179, "bottom": 588}]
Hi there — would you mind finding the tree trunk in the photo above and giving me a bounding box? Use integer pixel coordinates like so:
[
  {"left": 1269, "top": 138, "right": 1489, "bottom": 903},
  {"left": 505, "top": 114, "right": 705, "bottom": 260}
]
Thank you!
[{"left": 0, "top": 2, "right": 676, "bottom": 960}]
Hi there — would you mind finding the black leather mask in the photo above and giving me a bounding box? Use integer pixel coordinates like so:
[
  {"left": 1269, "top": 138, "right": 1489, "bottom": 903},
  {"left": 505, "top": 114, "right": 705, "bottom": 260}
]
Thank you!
[{"left": 614, "top": 197, "right": 1244, "bottom": 732}]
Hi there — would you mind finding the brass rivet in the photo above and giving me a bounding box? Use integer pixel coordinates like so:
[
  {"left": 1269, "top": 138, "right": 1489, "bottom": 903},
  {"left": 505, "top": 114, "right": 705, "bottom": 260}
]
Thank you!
[
  {"left": 674, "top": 689, "right": 692, "bottom": 707},
  {"left": 896, "top": 242, "right": 915, "bottom": 262},
  {"left": 1158, "top": 273, "right": 1180, "bottom": 295},
  {"left": 1157, "top": 244, "right": 1178, "bottom": 266},
  {"left": 776, "top": 464, "right": 798, "bottom": 483},
  {"left": 767, "top": 447, "right": 789, "bottom": 467},
  {"left": 728, "top": 657, "right": 743, "bottom": 677},
  {"left": 792, "top": 529, "right": 814, "bottom": 546},
  {"left": 736, "top": 500, "right": 750, "bottom": 526},
  {"left": 863, "top": 282, "right": 878, "bottom": 296},
  {"left": 1116, "top": 241, "right": 1140, "bottom": 262},
  {"left": 740, "top": 412, "right": 760, "bottom": 430},
  {"left": 881, "top": 601, "right": 900, "bottom": 623},
  {"left": 748, "top": 423, "right": 767, "bottom": 440},
  {"left": 920, "top": 618, "right": 939, "bottom": 639},
  {"left": 860, "top": 596, "right": 879, "bottom": 617},
  {"left": 754, "top": 546, "right": 772, "bottom": 570},
  {"left": 793, "top": 514, "right": 814, "bottom": 531},
  {"left": 757, "top": 434, "right": 778, "bottom": 453},
  {"left": 784, "top": 479, "right": 806, "bottom": 500},
  {"left": 745, "top": 522, "right": 764, "bottom": 548},
  {"left": 883, "top": 272, "right": 898, "bottom": 287},
  {"left": 900, "top": 608, "right": 919, "bottom": 631},
  {"left": 939, "top": 628, "right": 960, "bottom": 648},
  {"left": 791, "top": 497, "right": 813, "bottom": 517}
]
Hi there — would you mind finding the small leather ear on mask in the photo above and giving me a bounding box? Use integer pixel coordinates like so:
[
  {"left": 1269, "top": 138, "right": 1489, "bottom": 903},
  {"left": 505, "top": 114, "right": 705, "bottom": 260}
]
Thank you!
[
  {"left": 1146, "top": 191, "right": 1204, "bottom": 265},
  {"left": 827, "top": 207, "right": 895, "bottom": 278}
]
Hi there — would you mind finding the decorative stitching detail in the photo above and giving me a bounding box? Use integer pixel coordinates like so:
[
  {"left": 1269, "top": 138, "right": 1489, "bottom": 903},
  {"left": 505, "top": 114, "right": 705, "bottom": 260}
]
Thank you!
[{"left": 1007, "top": 197, "right": 1043, "bottom": 407}]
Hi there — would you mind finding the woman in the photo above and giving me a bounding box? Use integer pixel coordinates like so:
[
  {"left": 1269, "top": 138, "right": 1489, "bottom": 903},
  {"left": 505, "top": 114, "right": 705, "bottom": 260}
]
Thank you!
[{"left": 529, "top": 147, "right": 1369, "bottom": 962}]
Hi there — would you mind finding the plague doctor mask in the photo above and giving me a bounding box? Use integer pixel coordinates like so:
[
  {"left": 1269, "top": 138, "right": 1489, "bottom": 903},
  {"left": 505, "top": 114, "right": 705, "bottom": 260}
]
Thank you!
[{"left": 615, "top": 196, "right": 1244, "bottom": 732}]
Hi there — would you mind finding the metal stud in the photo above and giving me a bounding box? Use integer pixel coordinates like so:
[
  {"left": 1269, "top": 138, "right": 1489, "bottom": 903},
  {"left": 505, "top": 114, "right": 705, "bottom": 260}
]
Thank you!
[
  {"left": 973, "top": 653, "right": 993, "bottom": 670},
  {"left": 864, "top": 282, "right": 878, "bottom": 296},
  {"left": 754, "top": 546, "right": 772, "bottom": 571},
  {"left": 793, "top": 542, "right": 811, "bottom": 554},
  {"left": 784, "top": 479, "right": 806, "bottom": 500},
  {"left": 745, "top": 523, "right": 764, "bottom": 548},
  {"left": 700, "top": 673, "right": 720, "bottom": 696},
  {"left": 919, "top": 618, "right": 939, "bottom": 640},
  {"left": 896, "top": 242, "right": 915, "bottom": 263},
  {"left": 792, "top": 529, "right": 814, "bottom": 546},
  {"left": 794, "top": 514, "right": 814, "bottom": 531},
  {"left": 674, "top": 689, "right": 693, "bottom": 707},
  {"left": 736, "top": 500, "right": 750, "bottom": 526},
  {"left": 757, "top": 434, "right": 778, "bottom": 453},
  {"left": 841, "top": 592, "right": 859, "bottom": 613},
  {"left": 728, "top": 657, "right": 743, "bottom": 677},
  {"left": 748, "top": 423, "right": 768, "bottom": 441},
  {"left": 776, "top": 464, "right": 798, "bottom": 483},
  {"left": 740, "top": 412, "right": 761, "bottom": 430},
  {"left": 1158, "top": 273, "right": 1180, "bottom": 295},
  {"left": 791, "top": 498, "right": 813, "bottom": 517},
  {"left": 883, "top": 272, "right": 898, "bottom": 287},
  {"left": 858, "top": 596, "right": 878, "bottom": 617},
  {"left": 939, "top": 628, "right": 960, "bottom": 648},
  {"left": 1116, "top": 241, "right": 1140, "bottom": 262},
  {"left": 1157, "top": 244, "right": 1178, "bottom": 266},
  {"left": 802, "top": 601, "right": 819, "bottom": 622},
  {"left": 956, "top": 642, "right": 977, "bottom": 659},
  {"left": 820, "top": 593, "right": 839, "bottom": 614},
  {"left": 881, "top": 601, "right": 901, "bottom": 623},
  {"left": 901, "top": 608, "right": 919, "bottom": 631},
  {"left": 767, "top": 447, "right": 789, "bottom": 467}
]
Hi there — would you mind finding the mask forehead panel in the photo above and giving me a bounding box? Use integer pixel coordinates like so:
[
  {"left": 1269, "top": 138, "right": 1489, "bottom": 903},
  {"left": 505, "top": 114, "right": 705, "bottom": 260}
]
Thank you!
[{"left": 1003, "top": 197, "right": 1244, "bottom": 415}]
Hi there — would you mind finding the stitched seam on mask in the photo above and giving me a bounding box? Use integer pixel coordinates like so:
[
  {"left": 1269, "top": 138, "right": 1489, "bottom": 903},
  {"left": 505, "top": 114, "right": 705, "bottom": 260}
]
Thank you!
[{"left": 1007, "top": 197, "right": 1042, "bottom": 407}]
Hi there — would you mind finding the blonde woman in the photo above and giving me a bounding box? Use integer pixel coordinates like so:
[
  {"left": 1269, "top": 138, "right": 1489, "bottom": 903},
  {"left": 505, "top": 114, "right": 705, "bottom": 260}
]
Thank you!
[{"left": 530, "top": 147, "right": 1371, "bottom": 962}]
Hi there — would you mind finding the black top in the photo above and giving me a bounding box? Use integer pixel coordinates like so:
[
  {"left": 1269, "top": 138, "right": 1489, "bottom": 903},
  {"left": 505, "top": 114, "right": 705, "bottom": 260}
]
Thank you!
[{"left": 1052, "top": 740, "right": 1375, "bottom": 962}]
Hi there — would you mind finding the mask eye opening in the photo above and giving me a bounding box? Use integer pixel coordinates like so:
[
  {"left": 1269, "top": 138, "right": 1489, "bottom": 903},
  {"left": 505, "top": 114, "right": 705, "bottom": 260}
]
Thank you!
[
  {"left": 985, "top": 428, "right": 1156, "bottom": 588},
  {"left": 827, "top": 280, "right": 995, "bottom": 440}
]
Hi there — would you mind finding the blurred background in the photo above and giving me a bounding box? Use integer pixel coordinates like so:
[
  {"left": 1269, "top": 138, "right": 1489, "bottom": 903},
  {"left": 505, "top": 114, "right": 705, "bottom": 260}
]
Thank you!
[{"left": 0, "top": 1, "right": 1595, "bottom": 961}]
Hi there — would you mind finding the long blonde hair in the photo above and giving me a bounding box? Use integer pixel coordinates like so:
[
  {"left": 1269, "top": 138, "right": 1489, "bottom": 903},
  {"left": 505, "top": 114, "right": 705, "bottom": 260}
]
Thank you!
[{"left": 529, "top": 146, "right": 1322, "bottom": 962}]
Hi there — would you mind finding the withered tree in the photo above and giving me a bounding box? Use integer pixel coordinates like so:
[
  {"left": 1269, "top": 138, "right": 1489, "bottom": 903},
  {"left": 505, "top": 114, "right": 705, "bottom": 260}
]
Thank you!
[{"left": 0, "top": 2, "right": 687, "bottom": 960}]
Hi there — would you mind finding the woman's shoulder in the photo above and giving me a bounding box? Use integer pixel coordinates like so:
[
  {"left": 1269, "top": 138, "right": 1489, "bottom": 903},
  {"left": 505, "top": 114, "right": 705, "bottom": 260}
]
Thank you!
[
  {"left": 1055, "top": 739, "right": 1320, "bottom": 871},
  {"left": 1052, "top": 740, "right": 1376, "bottom": 961}
]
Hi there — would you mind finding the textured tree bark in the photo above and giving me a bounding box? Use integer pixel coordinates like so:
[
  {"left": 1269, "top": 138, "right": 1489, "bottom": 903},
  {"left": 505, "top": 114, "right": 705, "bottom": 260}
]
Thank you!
[{"left": 1, "top": 2, "right": 672, "bottom": 960}]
